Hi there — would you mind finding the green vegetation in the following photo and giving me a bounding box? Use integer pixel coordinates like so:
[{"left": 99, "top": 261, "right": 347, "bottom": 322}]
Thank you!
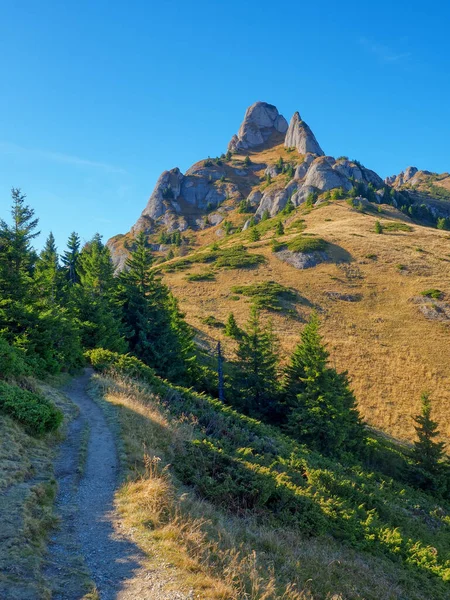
[
  {"left": 185, "top": 271, "right": 215, "bottom": 282},
  {"left": 231, "top": 281, "right": 297, "bottom": 311},
  {"left": 286, "top": 235, "right": 327, "bottom": 253},
  {"left": 248, "top": 227, "right": 261, "bottom": 242},
  {"left": 89, "top": 349, "right": 450, "bottom": 599},
  {"left": 421, "top": 289, "right": 444, "bottom": 299},
  {"left": 224, "top": 312, "right": 242, "bottom": 339},
  {"left": 201, "top": 315, "right": 224, "bottom": 328},
  {"left": 283, "top": 315, "right": 365, "bottom": 454},
  {"left": 383, "top": 222, "right": 413, "bottom": 232},
  {"left": 162, "top": 244, "right": 266, "bottom": 272},
  {"left": 0, "top": 380, "right": 62, "bottom": 435},
  {"left": 374, "top": 220, "right": 383, "bottom": 234}
]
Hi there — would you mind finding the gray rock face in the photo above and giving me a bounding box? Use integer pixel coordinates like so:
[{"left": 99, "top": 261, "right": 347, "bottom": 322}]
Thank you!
[
  {"left": 294, "top": 154, "right": 316, "bottom": 180},
  {"left": 304, "top": 156, "right": 352, "bottom": 192},
  {"left": 275, "top": 249, "right": 329, "bottom": 270},
  {"left": 386, "top": 166, "right": 419, "bottom": 187},
  {"left": 228, "top": 102, "right": 288, "bottom": 152},
  {"left": 256, "top": 186, "right": 291, "bottom": 218},
  {"left": 284, "top": 112, "right": 324, "bottom": 156},
  {"left": 133, "top": 168, "right": 183, "bottom": 230}
]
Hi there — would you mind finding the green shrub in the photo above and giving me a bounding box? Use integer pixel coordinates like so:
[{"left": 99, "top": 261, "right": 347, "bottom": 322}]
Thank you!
[
  {"left": 374, "top": 221, "right": 383, "bottom": 234},
  {"left": 231, "top": 281, "right": 297, "bottom": 311},
  {"left": 185, "top": 272, "right": 215, "bottom": 282},
  {"left": 201, "top": 315, "right": 224, "bottom": 328},
  {"left": 0, "top": 380, "right": 62, "bottom": 435},
  {"left": 286, "top": 236, "right": 327, "bottom": 253},
  {"left": 0, "top": 337, "right": 29, "bottom": 380},
  {"left": 383, "top": 222, "right": 413, "bottom": 232},
  {"left": 421, "top": 289, "right": 443, "bottom": 300}
]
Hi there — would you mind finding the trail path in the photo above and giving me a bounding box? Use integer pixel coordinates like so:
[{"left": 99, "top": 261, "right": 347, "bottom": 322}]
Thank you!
[{"left": 45, "top": 371, "right": 189, "bottom": 600}]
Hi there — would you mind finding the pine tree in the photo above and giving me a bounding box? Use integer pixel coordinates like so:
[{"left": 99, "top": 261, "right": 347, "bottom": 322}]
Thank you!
[
  {"left": 284, "top": 315, "right": 365, "bottom": 454},
  {"left": 224, "top": 312, "right": 242, "bottom": 339},
  {"left": 275, "top": 221, "right": 284, "bottom": 236},
  {"left": 61, "top": 231, "right": 80, "bottom": 285},
  {"left": 248, "top": 227, "right": 261, "bottom": 242},
  {"left": 75, "top": 234, "right": 126, "bottom": 352},
  {"left": 374, "top": 221, "right": 383, "bottom": 234},
  {"left": 412, "top": 393, "right": 446, "bottom": 476},
  {"left": 118, "top": 232, "right": 195, "bottom": 383},
  {"left": 234, "top": 307, "right": 279, "bottom": 418},
  {"left": 35, "top": 232, "right": 60, "bottom": 304},
  {"left": 0, "top": 188, "right": 39, "bottom": 303}
]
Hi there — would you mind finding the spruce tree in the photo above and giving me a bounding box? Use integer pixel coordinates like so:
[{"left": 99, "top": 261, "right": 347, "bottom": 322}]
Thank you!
[
  {"left": 284, "top": 315, "right": 365, "bottom": 454},
  {"left": 234, "top": 307, "right": 279, "bottom": 418},
  {"left": 412, "top": 394, "right": 446, "bottom": 477},
  {"left": 248, "top": 227, "right": 261, "bottom": 242},
  {"left": 275, "top": 221, "right": 284, "bottom": 236},
  {"left": 224, "top": 312, "right": 242, "bottom": 339},
  {"left": 61, "top": 232, "right": 81, "bottom": 285},
  {"left": 118, "top": 232, "right": 195, "bottom": 383},
  {"left": 76, "top": 234, "right": 126, "bottom": 352},
  {"left": 35, "top": 232, "right": 60, "bottom": 304}
]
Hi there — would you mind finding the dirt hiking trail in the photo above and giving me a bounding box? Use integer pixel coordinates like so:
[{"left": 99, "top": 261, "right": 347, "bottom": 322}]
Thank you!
[{"left": 45, "top": 371, "right": 189, "bottom": 600}]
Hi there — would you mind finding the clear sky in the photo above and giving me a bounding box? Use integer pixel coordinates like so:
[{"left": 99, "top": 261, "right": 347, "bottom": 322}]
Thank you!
[{"left": 1, "top": 0, "right": 449, "bottom": 250}]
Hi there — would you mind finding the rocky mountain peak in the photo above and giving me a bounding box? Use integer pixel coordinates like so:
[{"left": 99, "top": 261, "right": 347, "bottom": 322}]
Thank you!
[
  {"left": 228, "top": 101, "right": 288, "bottom": 153},
  {"left": 385, "top": 166, "right": 419, "bottom": 188},
  {"left": 284, "top": 111, "right": 324, "bottom": 156}
]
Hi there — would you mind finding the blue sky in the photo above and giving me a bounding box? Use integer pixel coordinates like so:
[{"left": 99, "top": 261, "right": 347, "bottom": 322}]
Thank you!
[{"left": 1, "top": 0, "right": 449, "bottom": 250}]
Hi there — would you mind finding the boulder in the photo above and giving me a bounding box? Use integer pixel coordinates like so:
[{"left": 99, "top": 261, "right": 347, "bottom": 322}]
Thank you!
[
  {"left": 304, "top": 157, "right": 351, "bottom": 192},
  {"left": 228, "top": 102, "right": 288, "bottom": 152},
  {"left": 284, "top": 112, "right": 324, "bottom": 156}
]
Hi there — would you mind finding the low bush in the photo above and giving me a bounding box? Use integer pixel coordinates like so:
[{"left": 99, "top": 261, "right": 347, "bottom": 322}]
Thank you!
[
  {"left": 383, "top": 222, "right": 413, "bottom": 232},
  {"left": 0, "top": 380, "right": 62, "bottom": 435},
  {"left": 185, "top": 272, "right": 215, "bottom": 282},
  {"left": 286, "top": 236, "right": 327, "bottom": 253},
  {"left": 421, "top": 289, "right": 444, "bottom": 299},
  {"left": 200, "top": 315, "right": 224, "bottom": 328},
  {"left": 231, "top": 281, "right": 297, "bottom": 311}
]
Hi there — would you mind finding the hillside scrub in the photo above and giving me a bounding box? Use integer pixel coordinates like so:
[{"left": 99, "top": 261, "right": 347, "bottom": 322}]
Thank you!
[
  {"left": 231, "top": 281, "right": 297, "bottom": 311},
  {"left": 161, "top": 244, "right": 266, "bottom": 272},
  {"left": 87, "top": 351, "right": 450, "bottom": 599},
  {"left": 0, "top": 380, "right": 63, "bottom": 435}
]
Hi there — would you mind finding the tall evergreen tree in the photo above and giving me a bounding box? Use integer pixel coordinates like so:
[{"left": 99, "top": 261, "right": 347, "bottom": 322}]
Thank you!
[
  {"left": 61, "top": 231, "right": 81, "bottom": 285},
  {"left": 0, "top": 188, "right": 39, "bottom": 304},
  {"left": 35, "top": 232, "right": 60, "bottom": 304},
  {"left": 284, "top": 315, "right": 365, "bottom": 454},
  {"left": 234, "top": 307, "right": 279, "bottom": 418},
  {"left": 75, "top": 234, "right": 126, "bottom": 352},
  {"left": 413, "top": 393, "right": 449, "bottom": 489},
  {"left": 118, "top": 232, "right": 196, "bottom": 383},
  {"left": 224, "top": 312, "right": 242, "bottom": 339}
]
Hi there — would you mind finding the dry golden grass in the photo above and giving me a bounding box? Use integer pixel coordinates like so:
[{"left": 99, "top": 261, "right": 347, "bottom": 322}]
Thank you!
[
  {"left": 162, "top": 201, "right": 450, "bottom": 446},
  {"left": 94, "top": 374, "right": 422, "bottom": 600}
]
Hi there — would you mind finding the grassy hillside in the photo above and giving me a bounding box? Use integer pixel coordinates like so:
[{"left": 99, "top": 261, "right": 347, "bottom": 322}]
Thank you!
[
  {"left": 87, "top": 353, "right": 450, "bottom": 600},
  {"left": 158, "top": 200, "right": 450, "bottom": 446}
]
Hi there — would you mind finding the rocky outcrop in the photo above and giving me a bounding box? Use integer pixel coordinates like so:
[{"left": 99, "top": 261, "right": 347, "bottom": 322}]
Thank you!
[
  {"left": 228, "top": 102, "right": 288, "bottom": 153},
  {"left": 386, "top": 166, "right": 419, "bottom": 187},
  {"left": 284, "top": 112, "right": 324, "bottom": 156}
]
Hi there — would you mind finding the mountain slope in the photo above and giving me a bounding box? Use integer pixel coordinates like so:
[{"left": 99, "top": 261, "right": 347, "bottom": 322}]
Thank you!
[{"left": 107, "top": 101, "right": 450, "bottom": 445}]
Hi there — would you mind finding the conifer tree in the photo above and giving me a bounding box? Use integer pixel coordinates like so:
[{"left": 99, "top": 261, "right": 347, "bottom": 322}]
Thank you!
[
  {"left": 118, "top": 232, "right": 195, "bottom": 383},
  {"left": 412, "top": 394, "right": 446, "bottom": 477},
  {"left": 61, "top": 231, "right": 80, "bottom": 285},
  {"left": 76, "top": 234, "right": 126, "bottom": 352},
  {"left": 248, "top": 227, "right": 261, "bottom": 242},
  {"left": 284, "top": 315, "right": 365, "bottom": 454},
  {"left": 0, "top": 188, "right": 39, "bottom": 304},
  {"left": 35, "top": 232, "right": 60, "bottom": 304},
  {"left": 275, "top": 221, "right": 284, "bottom": 236},
  {"left": 224, "top": 312, "right": 242, "bottom": 339},
  {"left": 234, "top": 307, "right": 279, "bottom": 418}
]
